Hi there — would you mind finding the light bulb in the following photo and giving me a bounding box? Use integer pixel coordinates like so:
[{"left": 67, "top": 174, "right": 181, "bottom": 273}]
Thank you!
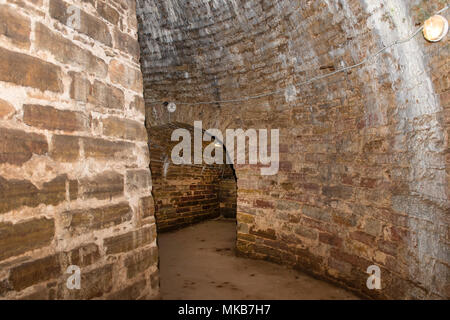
[
  {"left": 167, "top": 102, "right": 177, "bottom": 113},
  {"left": 423, "top": 15, "right": 448, "bottom": 42}
]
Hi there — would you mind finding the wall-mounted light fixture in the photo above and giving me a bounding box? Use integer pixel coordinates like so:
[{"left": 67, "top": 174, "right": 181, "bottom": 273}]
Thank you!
[
  {"left": 423, "top": 15, "right": 448, "bottom": 42},
  {"left": 167, "top": 102, "right": 177, "bottom": 113}
]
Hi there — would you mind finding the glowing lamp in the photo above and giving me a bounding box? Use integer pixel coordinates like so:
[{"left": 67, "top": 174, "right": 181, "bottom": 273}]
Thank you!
[
  {"left": 423, "top": 15, "right": 448, "bottom": 42},
  {"left": 167, "top": 102, "right": 177, "bottom": 113}
]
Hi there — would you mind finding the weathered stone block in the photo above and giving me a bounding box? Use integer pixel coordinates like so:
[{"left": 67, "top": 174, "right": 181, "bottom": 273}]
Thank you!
[
  {"left": 69, "top": 179, "right": 78, "bottom": 201},
  {"left": 0, "top": 47, "right": 62, "bottom": 92},
  {"left": 19, "top": 288, "right": 52, "bottom": 300},
  {"left": 130, "top": 95, "right": 145, "bottom": 115},
  {"left": 64, "top": 202, "right": 132, "bottom": 233},
  {"left": 276, "top": 200, "right": 301, "bottom": 211},
  {"left": 302, "top": 205, "right": 331, "bottom": 222},
  {"left": 149, "top": 270, "right": 159, "bottom": 291},
  {"left": 0, "top": 218, "right": 55, "bottom": 261},
  {"left": 57, "top": 264, "right": 113, "bottom": 299},
  {"left": 109, "top": 59, "right": 143, "bottom": 92},
  {"left": 79, "top": 171, "right": 124, "bottom": 200},
  {"left": 102, "top": 116, "right": 147, "bottom": 141},
  {"left": 97, "top": 3, "right": 120, "bottom": 25},
  {"left": 82, "top": 137, "right": 134, "bottom": 161},
  {"left": 50, "top": 135, "right": 80, "bottom": 162},
  {"left": 107, "top": 279, "right": 146, "bottom": 300},
  {"left": 0, "top": 5, "right": 30, "bottom": 48},
  {"left": 254, "top": 199, "right": 274, "bottom": 209},
  {"left": 0, "top": 127, "right": 48, "bottom": 166},
  {"left": 139, "top": 196, "right": 155, "bottom": 219},
  {"left": 49, "top": 0, "right": 112, "bottom": 46},
  {"left": 23, "top": 105, "right": 88, "bottom": 132},
  {"left": 237, "top": 213, "right": 255, "bottom": 224},
  {"left": 322, "top": 185, "right": 353, "bottom": 200},
  {"left": 125, "top": 247, "right": 158, "bottom": 279},
  {"left": 39, "top": 174, "right": 68, "bottom": 205},
  {"left": 69, "top": 72, "right": 90, "bottom": 102},
  {"left": 319, "top": 232, "right": 343, "bottom": 247},
  {"left": 126, "top": 170, "right": 151, "bottom": 194},
  {"left": 0, "top": 99, "right": 15, "bottom": 119},
  {"left": 377, "top": 239, "right": 397, "bottom": 256},
  {"left": 104, "top": 226, "right": 155, "bottom": 255},
  {"left": 249, "top": 227, "right": 276, "bottom": 240},
  {"left": 35, "top": 23, "right": 107, "bottom": 77},
  {"left": 0, "top": 175, "right": 67, "bottom": 214},
  {"left": 88, "top": 80, "right": 124, "bottom": 110},
  {"left": 294, "top": 247, "right": 324, "bottom": 272},
  {"left": 0, "top": 279, "right": 11, "bottom": 296},
  {"left": 65, "top": 243, "right": 100, "bottom": 268},
  {"left": 350, "top": 231, "right": 376, "bottom": 246},
  {"left": 294, "top": 225, "right": 318, "bottom": 240},
  {"left": 114, "top": 29, "right": 140, "bottom": 59},
  {"left": 9, "top": 255, "right": 61, "bottom": 291}
]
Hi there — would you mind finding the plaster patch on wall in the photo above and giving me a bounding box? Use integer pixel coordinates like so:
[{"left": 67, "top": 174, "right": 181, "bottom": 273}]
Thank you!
[{"left": 284, "top": 84, "right": 297, "bottom": 102}]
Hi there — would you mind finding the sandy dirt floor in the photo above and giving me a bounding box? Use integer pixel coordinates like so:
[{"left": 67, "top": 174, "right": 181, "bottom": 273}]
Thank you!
[{"left": 158, "top": 219, "right": 359, "bottom": 300}]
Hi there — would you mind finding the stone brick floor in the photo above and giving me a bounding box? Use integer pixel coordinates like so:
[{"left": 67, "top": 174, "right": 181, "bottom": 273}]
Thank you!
[{"left": 159, "top": 219, "right": 358, "bottom": 300}]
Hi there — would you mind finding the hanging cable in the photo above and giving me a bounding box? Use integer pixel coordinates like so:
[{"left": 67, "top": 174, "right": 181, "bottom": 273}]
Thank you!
[{"left": 146, "top": 5, "right": 449, "bottom": 107}]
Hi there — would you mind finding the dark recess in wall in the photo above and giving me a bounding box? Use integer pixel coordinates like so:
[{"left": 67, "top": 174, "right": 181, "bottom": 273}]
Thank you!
[{"left": 147, "top": 122, "right": 237, "bottom": 232}]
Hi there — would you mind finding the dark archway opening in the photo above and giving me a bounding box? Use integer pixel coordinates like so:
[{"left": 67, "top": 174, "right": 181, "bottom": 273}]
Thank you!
[{"left": 146, "top": 122, "right": 237, "bottom": 233}]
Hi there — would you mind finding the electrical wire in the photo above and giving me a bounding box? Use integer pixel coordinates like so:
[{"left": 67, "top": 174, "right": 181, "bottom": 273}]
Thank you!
[{"left": 146, "top": 5, "right": 449, "bottom": 107}]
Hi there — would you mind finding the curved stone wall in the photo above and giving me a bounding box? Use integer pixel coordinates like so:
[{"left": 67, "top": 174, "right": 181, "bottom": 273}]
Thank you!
[{"left": 137, "top": 0, "right": 449, "bottom": 299}]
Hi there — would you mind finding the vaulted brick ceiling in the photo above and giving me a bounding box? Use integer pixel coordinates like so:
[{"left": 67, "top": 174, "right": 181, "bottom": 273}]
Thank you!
[{"left": 137, "top": 0, "right": 449, "bottom": 299}]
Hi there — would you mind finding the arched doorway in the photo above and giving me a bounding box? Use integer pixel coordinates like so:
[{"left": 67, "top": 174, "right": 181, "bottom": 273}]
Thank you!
[
  {"left": 145, "top": 121, "right": 238, "bottom": 298},
  {"left": 147, "top": 122, "right": 237, "bottom": 232}
]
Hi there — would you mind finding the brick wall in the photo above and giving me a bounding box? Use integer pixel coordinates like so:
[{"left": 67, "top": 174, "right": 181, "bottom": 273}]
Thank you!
[
  {"left": 138, "top": 0, "right": 449, "bottom": 299},
  {"left": 0, "top": 0, "right": 158, "bottom": 299},
  {"left": 219, "top": 165, "right": 237, "bottom": 219},
  {"left": 148, "top": 122, "right": 236, "bottom": 232}
]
